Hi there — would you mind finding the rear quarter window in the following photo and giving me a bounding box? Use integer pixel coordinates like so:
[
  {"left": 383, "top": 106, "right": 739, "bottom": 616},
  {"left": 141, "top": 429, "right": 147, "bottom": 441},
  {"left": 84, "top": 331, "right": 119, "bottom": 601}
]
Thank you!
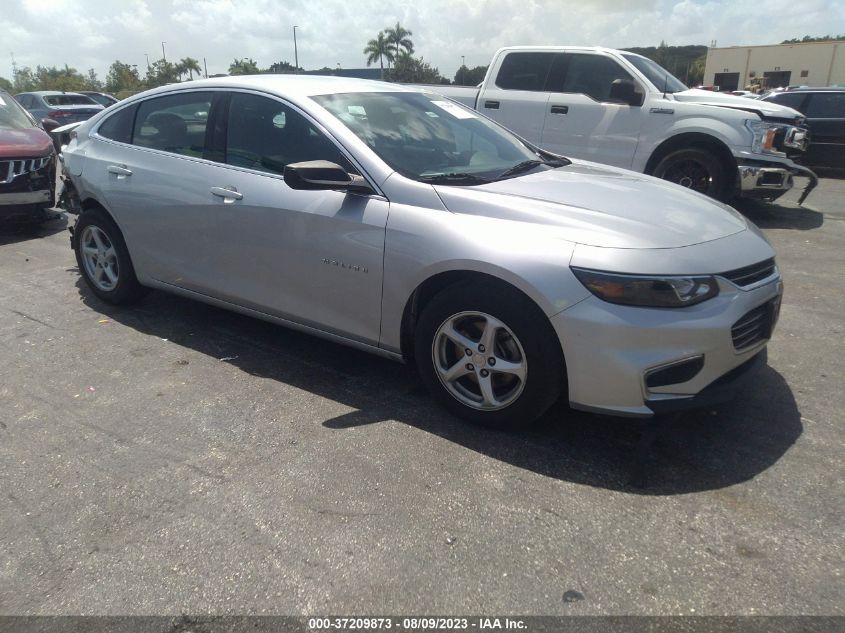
[{"left": 97, "top": 104, "right": 138, "bottom": 143}]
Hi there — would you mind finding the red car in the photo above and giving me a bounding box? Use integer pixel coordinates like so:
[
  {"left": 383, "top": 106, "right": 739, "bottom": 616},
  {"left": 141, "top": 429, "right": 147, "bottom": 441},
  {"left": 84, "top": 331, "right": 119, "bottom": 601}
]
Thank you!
[{"left": 0, "top": 89, "right": 55, "bottom": 223}]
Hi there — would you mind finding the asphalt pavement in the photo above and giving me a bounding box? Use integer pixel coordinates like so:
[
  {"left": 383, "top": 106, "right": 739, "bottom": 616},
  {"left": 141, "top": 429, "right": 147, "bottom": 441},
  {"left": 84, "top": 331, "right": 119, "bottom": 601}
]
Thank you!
[{"left": 0, "top": 179, "right": 842, "bottom": 616}]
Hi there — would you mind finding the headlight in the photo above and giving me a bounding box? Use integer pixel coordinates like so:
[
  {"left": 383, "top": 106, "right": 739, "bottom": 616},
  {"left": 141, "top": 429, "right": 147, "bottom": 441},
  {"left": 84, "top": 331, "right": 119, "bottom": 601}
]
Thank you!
[
  {"left": 571, "top": 268, "right": 719, "bottom": 308},
  {"left": 745, "top": 119, "right": 785, "bottom": 156}
]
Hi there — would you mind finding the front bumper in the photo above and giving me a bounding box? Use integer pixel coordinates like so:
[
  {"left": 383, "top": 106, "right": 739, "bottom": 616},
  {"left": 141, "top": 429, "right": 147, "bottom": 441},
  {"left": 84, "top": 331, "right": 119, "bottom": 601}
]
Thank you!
[
  {"left": 737, "top": 159, "right": 818, "bottom": 205},
  {"left": 0, "top": 155, "right": 55, "bottom": 221},
  {"left": 551, "top": 276, "right": 782, "bottom": 418}
]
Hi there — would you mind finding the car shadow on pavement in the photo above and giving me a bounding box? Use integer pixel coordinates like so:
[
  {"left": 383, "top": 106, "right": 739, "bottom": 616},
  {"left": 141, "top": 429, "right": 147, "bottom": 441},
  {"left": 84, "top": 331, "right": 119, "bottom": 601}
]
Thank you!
[
  {"left": 733, "top": 197, "right": 824, "bottom": 231},
  {"left": 73, "top": 277, "right": 803, "bottom": 497},
  {"left": 0, "top": 213, "right": 68, "bottom": 246}
]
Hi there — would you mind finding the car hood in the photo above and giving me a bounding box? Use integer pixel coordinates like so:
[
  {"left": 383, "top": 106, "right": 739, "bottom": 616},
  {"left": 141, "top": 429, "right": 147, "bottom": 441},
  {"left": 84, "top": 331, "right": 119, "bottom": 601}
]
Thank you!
[
  {"left": 672, "top": 89, "right": 803, "bottom": 120},
  {"left": 433, "top": 160, "right": 748, "bottom": 249},
  {"left": 0, "top": 126, "right": 53, "bottom": 158}
]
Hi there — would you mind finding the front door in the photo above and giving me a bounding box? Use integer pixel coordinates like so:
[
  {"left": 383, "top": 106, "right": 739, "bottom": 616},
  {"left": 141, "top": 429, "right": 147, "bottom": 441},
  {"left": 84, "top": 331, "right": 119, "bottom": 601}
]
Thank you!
[
  {"left": 205, "top": 91, "right": 388, "bottom": 346},
  {"left": 540, "top": 52, "right": 644, "bottom": 168}
]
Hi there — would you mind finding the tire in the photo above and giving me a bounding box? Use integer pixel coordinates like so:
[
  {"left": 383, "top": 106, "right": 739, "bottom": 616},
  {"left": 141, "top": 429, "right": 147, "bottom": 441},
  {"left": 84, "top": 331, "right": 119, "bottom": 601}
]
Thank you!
[
  {"left": 73, "top": 208, "right": 147, "bottom": 304},
  {"left": 652, "top": 148, "right": 730, "bottom": 201},
  {"left": 414, "top": 281, "right": 565, "bottom": 430}
]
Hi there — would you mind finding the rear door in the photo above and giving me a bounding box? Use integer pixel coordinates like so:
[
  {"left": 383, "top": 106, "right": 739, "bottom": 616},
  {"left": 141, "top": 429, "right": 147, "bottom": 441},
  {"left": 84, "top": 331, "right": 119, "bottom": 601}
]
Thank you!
[
  {"left": 478, "top": 52, "right": 555, "bottom": 145},
  {"left": 85, "top": 90, "right": 224, "bottom": 291},
  {"left": 540, "top": 52, "right": 644, "bottom": 168}
]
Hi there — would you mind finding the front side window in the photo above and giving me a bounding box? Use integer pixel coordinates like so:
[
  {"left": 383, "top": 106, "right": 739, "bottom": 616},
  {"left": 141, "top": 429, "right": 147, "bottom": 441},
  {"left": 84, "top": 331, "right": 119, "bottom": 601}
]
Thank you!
[
  {"left": 313, "top": 91, "right": 550, "bottom": 183},
  {"left": 132, "top": 92, "right": 212, "bottom": 157},
  {"left": 805, "top": 93, "right": 845, "bottom": 118},
  {"left": 495, "top": 52, "right": 555, "bottom": 91},
  {"left": 549, "top": 53, "right": 637, "bottom": 102},
  {"left": 224, "top": 92, "right": 353, "bottom": 175}
]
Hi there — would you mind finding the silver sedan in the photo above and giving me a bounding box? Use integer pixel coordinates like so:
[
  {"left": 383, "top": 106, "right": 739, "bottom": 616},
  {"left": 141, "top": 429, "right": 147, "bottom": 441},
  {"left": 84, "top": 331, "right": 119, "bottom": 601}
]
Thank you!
[{"left": 62, "top": 76, "right": 782, "bottom": 428}]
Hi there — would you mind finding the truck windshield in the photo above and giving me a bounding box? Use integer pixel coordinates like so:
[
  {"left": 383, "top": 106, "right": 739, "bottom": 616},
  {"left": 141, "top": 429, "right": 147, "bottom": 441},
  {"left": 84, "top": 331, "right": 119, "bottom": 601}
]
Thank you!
[
  {"left": 312, "top": 91, "right": 557, "bottom": 184},
  {"left": 621, "top": 54, "right": 688, "bottom": 93},
  {"left": 0, "top": 92, "right": 35, "bottom": 130}
]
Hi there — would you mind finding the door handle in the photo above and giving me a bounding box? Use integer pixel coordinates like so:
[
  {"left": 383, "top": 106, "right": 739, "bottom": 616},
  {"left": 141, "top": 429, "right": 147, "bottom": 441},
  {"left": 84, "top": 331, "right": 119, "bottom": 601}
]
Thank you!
[
  {"left": 550, "top": 105, "right": 569, "bottom": 115},
  {"left": 210, "top": 186, "right": 243, "bottom": 202},
  {"left": 107, "top": 164, "right": 132, "bottom": 178},
  {"left": 483, "top": 100, "right": 500, "bottom": 109}
]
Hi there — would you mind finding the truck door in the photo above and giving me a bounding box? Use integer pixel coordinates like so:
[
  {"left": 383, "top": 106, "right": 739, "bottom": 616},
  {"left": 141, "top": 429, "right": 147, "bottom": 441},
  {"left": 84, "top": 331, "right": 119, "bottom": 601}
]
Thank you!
[
  {"left": 477, "top": 52, "right": 555, "bottom": 146},
  {"left": 540, "top": 52, "right": 645, "bottom": 168}
]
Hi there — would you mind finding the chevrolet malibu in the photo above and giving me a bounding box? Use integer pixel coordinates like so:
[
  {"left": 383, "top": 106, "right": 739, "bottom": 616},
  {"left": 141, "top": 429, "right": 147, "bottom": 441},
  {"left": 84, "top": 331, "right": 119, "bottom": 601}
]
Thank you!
[{"left": 61, "top": 76, "right": 782, "bottom": 428}]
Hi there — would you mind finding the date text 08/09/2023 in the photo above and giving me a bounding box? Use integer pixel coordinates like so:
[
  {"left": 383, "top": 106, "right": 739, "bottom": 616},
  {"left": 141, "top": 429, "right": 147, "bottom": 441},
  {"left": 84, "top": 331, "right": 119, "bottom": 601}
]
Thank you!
[{"left": 308, "top": 617, "right": 528, "bottom": 630}]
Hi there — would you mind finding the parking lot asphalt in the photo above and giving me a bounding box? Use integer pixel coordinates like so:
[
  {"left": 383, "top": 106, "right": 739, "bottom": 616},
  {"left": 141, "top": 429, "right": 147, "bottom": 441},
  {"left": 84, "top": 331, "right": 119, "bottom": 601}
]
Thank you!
[{"left": 0, "top": 179, "right": 842, "bottom": 617}]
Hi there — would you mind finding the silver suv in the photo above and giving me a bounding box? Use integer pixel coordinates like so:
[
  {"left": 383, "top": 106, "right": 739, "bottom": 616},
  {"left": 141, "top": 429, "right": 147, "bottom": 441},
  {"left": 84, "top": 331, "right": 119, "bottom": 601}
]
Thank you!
[{"left": 62, "top": 76, "right": 783, "bottom": 428}]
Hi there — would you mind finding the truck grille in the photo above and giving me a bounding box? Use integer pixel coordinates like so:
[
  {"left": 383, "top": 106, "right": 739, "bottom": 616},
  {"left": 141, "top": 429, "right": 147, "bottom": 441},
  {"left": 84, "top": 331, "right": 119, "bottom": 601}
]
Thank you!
[
  {"left": 720, "top": 258, "right": 777, "bottom": 288},
  {"left": 732, "top": 298, "right": 779, "bottom": 351},
  {"left": 0, "top": 157, "right": 52, "bottom": 185}
]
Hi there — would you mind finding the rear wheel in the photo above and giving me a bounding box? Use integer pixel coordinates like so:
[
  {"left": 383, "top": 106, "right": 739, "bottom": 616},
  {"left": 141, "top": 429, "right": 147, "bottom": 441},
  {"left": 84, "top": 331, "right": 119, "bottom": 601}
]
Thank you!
[
  {"left": 415, "top": 281, "right": 564, "bottom": 430},
  {"left": 73, "top": 208, "right": 147, "bottom": 304},
  {"left": 652, "top": 148, "right": 730, "bottom": 200}
]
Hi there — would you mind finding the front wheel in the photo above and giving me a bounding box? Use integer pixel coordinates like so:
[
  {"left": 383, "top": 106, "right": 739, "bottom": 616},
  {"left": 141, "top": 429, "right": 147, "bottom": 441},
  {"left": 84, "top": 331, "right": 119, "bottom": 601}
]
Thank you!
[
  {"left": 652, "top": 148, "right": 731, "bottom": 201},
  {"left": 414, "top": 282, "right": 564, "bottom": 430}
]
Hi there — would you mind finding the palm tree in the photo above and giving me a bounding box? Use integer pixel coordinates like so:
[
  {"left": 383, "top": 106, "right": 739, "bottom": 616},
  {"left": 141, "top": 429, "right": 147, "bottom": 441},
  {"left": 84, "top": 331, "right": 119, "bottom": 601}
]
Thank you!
[
  {"left": 179, "top": 57, "right": 202, "bottom": 80},
  {"left": 363, "top": 32, "right": 395, "bottom": 80},
  {"left": 384, "top": 22, "right": 414, "bottom": 64}
]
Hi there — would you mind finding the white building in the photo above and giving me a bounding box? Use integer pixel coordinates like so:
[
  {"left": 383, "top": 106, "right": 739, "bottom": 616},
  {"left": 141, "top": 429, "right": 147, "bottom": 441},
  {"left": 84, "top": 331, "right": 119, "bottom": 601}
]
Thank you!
[{"left": 703, "top": 40, "right": 845, "bottom": 91}]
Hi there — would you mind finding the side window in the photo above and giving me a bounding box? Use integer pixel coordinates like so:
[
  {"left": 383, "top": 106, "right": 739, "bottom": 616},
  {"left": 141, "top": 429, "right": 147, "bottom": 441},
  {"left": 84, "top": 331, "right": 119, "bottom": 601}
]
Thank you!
[
  {"left": 132, "top": 92, "right": 212, "bottom": 157},
  {"left": 768, "top": 92, "right": 807, "bottom": 112},
  {"left": 225, "top": 92, "right": 353, "bottom": 175},
  {"left": 805, "top": 93, "right": 845, "bottom": 118},
  {"left": 495, "top": 53, "right": 555, "bottom": 91},
  {"left": 97, "top": 104, "right": 137, "bottom": 143},
  {"left": 552, "top": 54, "right": 636, "bottom": 102}
]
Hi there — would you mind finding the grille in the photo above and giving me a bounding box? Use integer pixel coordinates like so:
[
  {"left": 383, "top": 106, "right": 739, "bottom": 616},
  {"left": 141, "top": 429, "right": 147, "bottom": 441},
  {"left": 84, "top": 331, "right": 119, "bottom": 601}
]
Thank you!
[
  {"left": 0, "top": 157, "right": 51, "bottom": 185},
  {"left": 732, "top": 299, "right": 778, "bottom": 351},
  {"left": 720, "top": 258, "right": 777, "bottom": 288}
]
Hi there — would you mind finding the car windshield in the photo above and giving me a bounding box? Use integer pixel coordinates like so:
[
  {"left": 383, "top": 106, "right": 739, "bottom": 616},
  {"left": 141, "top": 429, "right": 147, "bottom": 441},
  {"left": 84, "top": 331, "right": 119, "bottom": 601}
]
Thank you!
[
  {"left": 621, "top": 54, "right": 688, "bottom": 93},
  {"left": 312, "top": 91, "right": 561, "bottom": 184},
  {"left": 0, "top": 91, "right": 35, "bottom": 130},
  {"left": 44, "top": 94, "right": 97, "bottom": 106},
  {"left": 86, "top": 93, "right": 116, "bottom": 107}
]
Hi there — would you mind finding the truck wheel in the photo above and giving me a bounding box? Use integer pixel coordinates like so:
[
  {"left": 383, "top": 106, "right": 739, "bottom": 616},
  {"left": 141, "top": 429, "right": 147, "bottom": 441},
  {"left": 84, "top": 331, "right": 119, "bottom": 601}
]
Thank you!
[
  {"left": 414, "top": 281, "right": 564, "bottom": 430},
  {"left": 652, "top": 148, "right": 729, "bottom": 200},
  {"left": 73, "top": 209, "right": 147, "bottom": 305}
]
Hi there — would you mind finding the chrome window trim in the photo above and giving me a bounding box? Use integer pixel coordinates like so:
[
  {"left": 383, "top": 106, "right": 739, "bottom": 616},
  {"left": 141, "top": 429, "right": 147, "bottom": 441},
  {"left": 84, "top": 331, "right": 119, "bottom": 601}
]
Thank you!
[{"left": 90, "top": 87, "right": 386, "bottom": 199}]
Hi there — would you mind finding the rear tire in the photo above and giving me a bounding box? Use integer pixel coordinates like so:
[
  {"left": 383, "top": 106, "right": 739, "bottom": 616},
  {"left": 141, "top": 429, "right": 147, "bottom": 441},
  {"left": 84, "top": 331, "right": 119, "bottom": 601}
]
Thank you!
[
  {"left": 73, "top": 208, "right": 147, "bottom": 305},
  {"left": 652, "top": 148, "right": 730, "bottom": 201},
  {"left": 414, "top": 281, "right": 565, "bottom": 430}
]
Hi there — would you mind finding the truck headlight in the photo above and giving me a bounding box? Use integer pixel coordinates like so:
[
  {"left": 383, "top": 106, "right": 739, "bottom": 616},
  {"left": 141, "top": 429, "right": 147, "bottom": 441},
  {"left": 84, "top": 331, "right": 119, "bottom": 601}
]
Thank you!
[
  {"left": 746, "top": 120, "right": 785, "bottom": 156},
  {"left": 571, "top": 268, "right": 719, "bottom": 308}
]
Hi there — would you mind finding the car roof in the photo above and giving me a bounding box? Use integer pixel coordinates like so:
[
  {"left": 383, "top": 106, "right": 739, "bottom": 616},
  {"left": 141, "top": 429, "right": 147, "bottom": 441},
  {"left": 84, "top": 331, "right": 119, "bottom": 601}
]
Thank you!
[
  {"left": 18, "top": 91, "right": 90, "bottom": 97},
  {"left": 128, "top": 75, "right": 422, "bottom": 100},
  {"left": 773, "top": 87, "right": 845, "bottom": 93}
]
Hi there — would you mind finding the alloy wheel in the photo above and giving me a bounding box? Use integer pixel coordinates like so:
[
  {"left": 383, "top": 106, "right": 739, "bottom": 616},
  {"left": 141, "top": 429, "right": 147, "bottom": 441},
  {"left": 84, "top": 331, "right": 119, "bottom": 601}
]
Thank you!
[{"left": 80, "top": 225, "right": 120, "bottom": 292}]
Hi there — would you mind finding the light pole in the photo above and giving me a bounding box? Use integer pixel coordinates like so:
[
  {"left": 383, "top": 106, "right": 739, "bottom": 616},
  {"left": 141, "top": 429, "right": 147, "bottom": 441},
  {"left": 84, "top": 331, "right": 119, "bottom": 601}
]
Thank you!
[
  {"left": 145, "top": 53, "right": 150, "bottom": 70},
  {"left": 161, "top": 41, "right": 167, "bottom": 63},
  {"left": 461, "top": 55, "right": 465, "bottom": 85},
  {"left": 293, "top": 26, "right": 299, "bottom": 72}
]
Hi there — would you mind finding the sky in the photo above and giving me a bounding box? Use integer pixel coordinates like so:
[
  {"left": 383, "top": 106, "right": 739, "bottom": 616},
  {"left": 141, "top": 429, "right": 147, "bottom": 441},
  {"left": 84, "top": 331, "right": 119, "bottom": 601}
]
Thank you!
[{"left": 2, "top": 0, "right": 843, "bottom": 81}]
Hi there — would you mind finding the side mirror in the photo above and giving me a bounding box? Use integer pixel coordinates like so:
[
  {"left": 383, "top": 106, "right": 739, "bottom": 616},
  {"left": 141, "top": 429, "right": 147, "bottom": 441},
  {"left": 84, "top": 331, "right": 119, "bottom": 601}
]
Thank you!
[
  {"left": 284, "top": 160, "right": 373, "bottom": 194},
  {"left": 41, "top": 117, "right": 60, "bottom": 132},
  {"left": 609, "top": 79, "right": 643, "bottom": 106}
]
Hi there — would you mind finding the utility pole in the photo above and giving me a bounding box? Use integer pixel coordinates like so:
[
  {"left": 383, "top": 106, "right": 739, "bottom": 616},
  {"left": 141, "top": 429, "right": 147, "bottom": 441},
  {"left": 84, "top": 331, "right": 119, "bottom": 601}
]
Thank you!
[
  {"left": 161, "top": 41, "right": 167, "bottom": 63},
  {"left": 10, "top": 51, "right": 17, "bottom": 83},
  {"left": 293, "top": 26, "right": 299, "bottom": 72},
  {"left": 145, "top": 53, "right": 150, "bottom": 70},
  {"left": 203, "top": 57, "right": 208, "bottom": 78},
  {"left": 461, "top": 55, "right": 465, "bottom": 85}
]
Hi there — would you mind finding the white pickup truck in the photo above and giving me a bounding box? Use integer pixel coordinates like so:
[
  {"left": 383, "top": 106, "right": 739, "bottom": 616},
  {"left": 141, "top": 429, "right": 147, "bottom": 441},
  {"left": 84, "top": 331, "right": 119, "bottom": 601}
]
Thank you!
[{"left": 421, "top": 46, "right": 817, "bottom": 203}]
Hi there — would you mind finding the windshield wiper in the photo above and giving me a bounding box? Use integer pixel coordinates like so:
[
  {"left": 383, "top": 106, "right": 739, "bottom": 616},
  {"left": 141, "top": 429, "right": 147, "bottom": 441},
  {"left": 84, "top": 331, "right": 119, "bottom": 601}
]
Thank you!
[
  {"left": 497, "top": 158, "right": 568, "bottom": 180},
  {"left": 418, "top": 173, "right": 491, "bottom": 185}
]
